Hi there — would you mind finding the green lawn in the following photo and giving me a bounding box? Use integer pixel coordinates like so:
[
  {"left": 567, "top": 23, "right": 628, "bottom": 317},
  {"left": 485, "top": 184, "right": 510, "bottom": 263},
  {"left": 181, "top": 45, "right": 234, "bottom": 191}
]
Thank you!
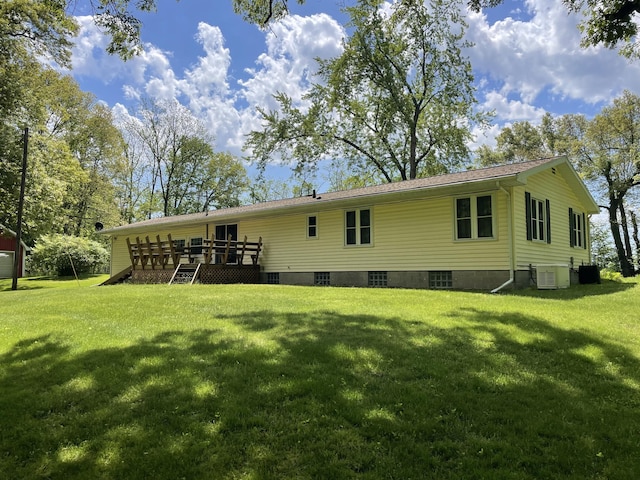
[{"left": 1, "top": 276, "right": 639, "bottom": 479}]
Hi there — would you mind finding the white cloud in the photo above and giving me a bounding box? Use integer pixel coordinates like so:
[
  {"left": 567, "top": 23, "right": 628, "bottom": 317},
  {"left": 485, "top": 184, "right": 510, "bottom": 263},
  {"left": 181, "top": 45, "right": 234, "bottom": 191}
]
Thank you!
[
  {"left": 69, "top": 3, "right": 640, "bottom": 170},
  {"left": 466, "top": 0, "right": 640, "bottom": 107},
  {"left": 239, "top": 14, "right": 345, "bottom": 110},
  {"left": 70, "top": 14, "right": 344, "bottom": 158},
  {"left": 184, "top": 23, "right": 232, "bottom": 99},
  {"left": 482, "top": 91, "right": 547, "bottom": 122},
  {"left": 69, "top": 17, "right": 127, "bottom": 82}
]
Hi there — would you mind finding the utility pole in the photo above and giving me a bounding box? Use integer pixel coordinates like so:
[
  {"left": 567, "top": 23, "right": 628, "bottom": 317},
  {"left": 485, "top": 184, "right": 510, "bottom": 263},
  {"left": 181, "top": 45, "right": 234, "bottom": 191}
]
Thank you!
[{"left": 12, "top": 127, "right": 28, "bottom": 291}]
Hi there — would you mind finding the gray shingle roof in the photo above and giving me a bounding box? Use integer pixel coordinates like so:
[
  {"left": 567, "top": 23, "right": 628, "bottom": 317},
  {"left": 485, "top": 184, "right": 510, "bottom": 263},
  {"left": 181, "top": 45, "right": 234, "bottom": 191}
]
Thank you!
[{"left": 102, "top": 156, "right": 568, "bottom": 234}]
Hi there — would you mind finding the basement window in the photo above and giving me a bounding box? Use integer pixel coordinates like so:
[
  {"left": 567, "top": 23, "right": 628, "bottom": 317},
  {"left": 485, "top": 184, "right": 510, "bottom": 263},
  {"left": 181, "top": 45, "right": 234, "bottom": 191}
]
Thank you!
[
  {"left": 314, "top": 272, "right": 330, "bottom": 286},
  {"left": 429, "top": 271, "right": 453, "bottom": 289},
  {"left": 266, "top": 272, "right": 280, "bottom": 284},
  {"left": 368, "top": 271, "right": 387, "bottom": 287}
]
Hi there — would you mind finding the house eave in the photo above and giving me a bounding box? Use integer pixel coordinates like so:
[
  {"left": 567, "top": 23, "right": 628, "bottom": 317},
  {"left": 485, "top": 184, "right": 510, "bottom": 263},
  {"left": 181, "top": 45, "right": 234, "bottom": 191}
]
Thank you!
[
  {"left": 100, "top": 173, "right": 525, "bottom": 236},
  {"left": 515, "top": 156, "right": 600, "bottom": 214}
]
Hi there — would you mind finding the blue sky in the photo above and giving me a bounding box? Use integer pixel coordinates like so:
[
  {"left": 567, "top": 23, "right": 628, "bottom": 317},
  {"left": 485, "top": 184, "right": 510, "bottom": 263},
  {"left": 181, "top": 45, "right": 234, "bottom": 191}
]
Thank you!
[{"left": 64, "top": 0, "right": 640, "bottom": 184}]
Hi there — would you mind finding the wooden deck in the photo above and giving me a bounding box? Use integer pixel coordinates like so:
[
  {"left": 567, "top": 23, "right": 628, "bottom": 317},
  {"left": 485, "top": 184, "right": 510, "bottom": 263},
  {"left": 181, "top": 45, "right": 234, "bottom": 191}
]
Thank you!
[{"left": 113, "top": 234, "right": 263, "bottom": 285}]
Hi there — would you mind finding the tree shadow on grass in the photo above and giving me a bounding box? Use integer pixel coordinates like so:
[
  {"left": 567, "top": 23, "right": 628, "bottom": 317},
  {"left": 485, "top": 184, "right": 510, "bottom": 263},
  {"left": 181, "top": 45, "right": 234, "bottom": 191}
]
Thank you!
[
  {"left": 1, "top": 309, "right": 639, "bottom": 479},
  {"left": 501, "top": 279, "right": 636, "bottom": 300}
]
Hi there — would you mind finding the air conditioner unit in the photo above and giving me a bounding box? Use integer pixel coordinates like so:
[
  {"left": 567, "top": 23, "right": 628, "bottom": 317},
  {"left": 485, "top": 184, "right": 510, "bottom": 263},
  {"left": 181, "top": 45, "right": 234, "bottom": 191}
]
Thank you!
[{"left": 536, "top": 264, "right": 570, "bottom": 290}]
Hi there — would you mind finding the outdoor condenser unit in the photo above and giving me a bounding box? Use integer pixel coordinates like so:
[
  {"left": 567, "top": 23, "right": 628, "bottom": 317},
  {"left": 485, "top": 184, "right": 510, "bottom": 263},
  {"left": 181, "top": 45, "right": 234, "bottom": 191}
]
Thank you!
[{"left": 536, "top": 264, "right": 570, "bottom": 290}]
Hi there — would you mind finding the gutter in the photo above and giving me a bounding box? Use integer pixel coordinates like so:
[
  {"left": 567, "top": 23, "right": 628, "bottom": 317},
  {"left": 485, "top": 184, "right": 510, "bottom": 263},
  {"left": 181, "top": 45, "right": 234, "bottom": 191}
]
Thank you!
[{"left": 491, "top": 182, "right": 514, "bottom": 293}]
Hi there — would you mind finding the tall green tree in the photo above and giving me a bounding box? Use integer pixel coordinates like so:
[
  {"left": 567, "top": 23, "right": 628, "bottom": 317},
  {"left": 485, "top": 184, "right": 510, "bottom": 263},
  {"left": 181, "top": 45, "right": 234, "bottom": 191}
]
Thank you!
[
  {"left": 0, "top": 65, "right": 125, "bottom": 242},
  {"left": 246, "top": 0, "right": 486, "bottom": 182},
  {"left": 475, "top": 114, "right": 564, "bottom": 167},
  {"left": 125, "top": 99, "right": 248, "bottom": 218},
  {"left": 570, "top": 91, "right": 640, "bottom": 276},
  {"left": 476, "top": 92, "right": 640, "bottom": 276}
]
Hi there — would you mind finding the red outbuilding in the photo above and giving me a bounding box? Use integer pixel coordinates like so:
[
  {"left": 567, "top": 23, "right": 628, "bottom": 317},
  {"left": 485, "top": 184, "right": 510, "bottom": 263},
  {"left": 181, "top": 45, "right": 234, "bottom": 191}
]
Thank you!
[{"left": 0, "top": 223, "right": 29, "bottom": 278}]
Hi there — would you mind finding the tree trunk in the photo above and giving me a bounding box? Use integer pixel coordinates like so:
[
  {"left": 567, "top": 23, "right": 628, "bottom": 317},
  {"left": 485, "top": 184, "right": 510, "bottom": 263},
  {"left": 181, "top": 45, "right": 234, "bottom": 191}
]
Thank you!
[
  {"left": 619, "top": 202, "right": 634, "bottom": 267},
  {"left": 610, "top": 196, "right": 635, "bottom": 276},
  {"left": 631, "top": 210, "right": 640, "bottom": 273}
]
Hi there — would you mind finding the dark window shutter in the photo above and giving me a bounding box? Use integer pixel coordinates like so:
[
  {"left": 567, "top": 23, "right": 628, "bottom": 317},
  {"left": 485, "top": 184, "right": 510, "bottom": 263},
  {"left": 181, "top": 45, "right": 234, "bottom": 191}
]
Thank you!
[
  {"left": 525, "top": 192, "right": 532, "bottom": 241},
  {"left": 582, "top": 212, "right": 587, "bottom": 249},
  {"left": 546, "top": 199, "right": 551, "bottom": 244},
  {"left": 569, "top": 208, "right": 575, "bottom": 247}
]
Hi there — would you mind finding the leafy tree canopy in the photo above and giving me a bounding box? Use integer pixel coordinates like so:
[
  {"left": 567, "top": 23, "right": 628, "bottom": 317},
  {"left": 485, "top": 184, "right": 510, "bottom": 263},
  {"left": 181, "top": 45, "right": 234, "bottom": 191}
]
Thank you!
[
  {"left": 246, "top": 0, "right": 488, "bottom": 182},
  {"left": 475, "top": 91, "right": 640, "bottom": 276}
]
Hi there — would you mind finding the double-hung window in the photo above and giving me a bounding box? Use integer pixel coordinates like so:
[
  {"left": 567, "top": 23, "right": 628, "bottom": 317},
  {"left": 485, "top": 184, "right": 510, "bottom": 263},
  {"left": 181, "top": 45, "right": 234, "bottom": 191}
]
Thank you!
[
  {"left": 345, "top": 208, "right": 371, "bottom": 245},
  {"left": 307, "top": 215, "right": 317, "bottom": 239},
  {"left": 569, "top": 208, "right": 586, "bottom": 248},
  {"left": 190, "top": 237, "right": 203, "bottom": 254},
  {"left": 531, "top": 198, "right": 546, "bottom": 241},
  {"left": 525, "top": 192, "right": 551, "bottom": 244},
  {"left": 455, "top": 195, "right": 494, "bottom": 240}
]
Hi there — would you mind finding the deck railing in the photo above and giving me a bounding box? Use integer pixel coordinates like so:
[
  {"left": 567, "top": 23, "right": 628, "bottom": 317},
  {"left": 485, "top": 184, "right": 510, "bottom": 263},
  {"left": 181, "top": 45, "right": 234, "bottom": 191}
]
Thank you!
[{"left": 126, "top": 234, "right": 262, "bottom": 270}]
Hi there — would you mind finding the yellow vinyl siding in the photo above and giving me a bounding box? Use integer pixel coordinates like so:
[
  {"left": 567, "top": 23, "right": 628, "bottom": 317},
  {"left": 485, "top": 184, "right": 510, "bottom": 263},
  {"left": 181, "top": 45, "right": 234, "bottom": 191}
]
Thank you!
[
  {"left": 110, "top": 191, "right": 512, "bottom": 276},
  {"left": 513, "top": 169, "right": 591, "bottom": 268},
  {"left": 249, "top": 191, "right": 509, "bottom": 273}
]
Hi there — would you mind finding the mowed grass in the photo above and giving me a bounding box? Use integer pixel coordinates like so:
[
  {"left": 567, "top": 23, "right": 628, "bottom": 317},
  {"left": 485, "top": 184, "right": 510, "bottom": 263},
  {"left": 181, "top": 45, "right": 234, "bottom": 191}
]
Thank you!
[{"left": 1, "top": 276, "right": 639, "bottom": 479}]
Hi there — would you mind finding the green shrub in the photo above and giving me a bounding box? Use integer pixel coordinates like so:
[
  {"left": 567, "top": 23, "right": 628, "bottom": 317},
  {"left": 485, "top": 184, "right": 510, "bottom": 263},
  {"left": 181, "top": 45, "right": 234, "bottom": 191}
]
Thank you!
[
  {"left": 28, "top": 234, "right": 109, "bottom": 276},
  {"left": 600, "top": 269, "right": 624, "bottom": 282}
]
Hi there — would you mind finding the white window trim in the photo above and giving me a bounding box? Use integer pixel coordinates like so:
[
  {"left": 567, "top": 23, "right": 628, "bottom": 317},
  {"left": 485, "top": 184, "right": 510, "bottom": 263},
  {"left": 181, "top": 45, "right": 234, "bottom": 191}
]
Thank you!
[
  {"left": 174, "top": 238, "right": 186, "bottom": 252},
  {"left": 530, "top": 197, "right": 547, "bottom": 243},
  {"left": 454, "top": 194, "right": 496, "bottom": 241},
  {"left": 188, "top": 236, "right": 204, "bottom": 256},
  {"left": 344, "top": 207, "right": 373, "bottom": 247},
  {"left": 307, "top": 214, "right": 318, "bottom": 240},
  {"left": 571, "top": 209, "right": 584, "bottom": 248}
]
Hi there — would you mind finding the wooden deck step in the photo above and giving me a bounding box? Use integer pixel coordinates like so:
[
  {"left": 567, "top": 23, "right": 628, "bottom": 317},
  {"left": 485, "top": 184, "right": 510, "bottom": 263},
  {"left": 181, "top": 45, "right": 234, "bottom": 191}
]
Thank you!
[{"left": 169, "top": 263, "right": 201, "bottom": 285}]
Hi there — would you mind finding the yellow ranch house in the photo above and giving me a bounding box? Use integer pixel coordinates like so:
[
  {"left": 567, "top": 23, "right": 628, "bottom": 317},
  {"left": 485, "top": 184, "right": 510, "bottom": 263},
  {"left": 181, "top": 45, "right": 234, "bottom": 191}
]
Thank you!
[{"left": 101, "top": 156, "right": 599, "bottom": 291}]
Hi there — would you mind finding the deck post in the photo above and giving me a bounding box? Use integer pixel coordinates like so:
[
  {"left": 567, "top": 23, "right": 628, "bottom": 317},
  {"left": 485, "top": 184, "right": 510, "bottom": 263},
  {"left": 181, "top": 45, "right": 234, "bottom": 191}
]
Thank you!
[
  {"left": 167, "top": 234, "right": 179, "bottom": 266},
  {"left": 204, "top": 234, "right": 215, "bottom": 265},
  {"left": 136, "top": 237, "right": 147, "bottom": 270},
  {"left": 239, "top": 236, "right": 248, "bottom": 264},
  {"left": 145, "top": 236, "right": 156, "bottom": 270},
  {"left": 222, "top": 235, "right": 232, "bottom": 264}
]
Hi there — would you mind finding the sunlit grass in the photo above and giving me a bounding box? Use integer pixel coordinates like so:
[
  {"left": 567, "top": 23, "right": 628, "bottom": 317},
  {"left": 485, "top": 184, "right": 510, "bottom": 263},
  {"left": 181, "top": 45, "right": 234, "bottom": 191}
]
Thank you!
[{"left": 0, "top": 277, "right": 639, "bottom": 478}]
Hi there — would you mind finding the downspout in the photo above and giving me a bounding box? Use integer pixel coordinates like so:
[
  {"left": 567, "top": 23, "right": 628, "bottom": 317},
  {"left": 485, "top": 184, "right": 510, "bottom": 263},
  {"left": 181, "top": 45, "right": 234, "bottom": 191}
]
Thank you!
[
  {"left": 491, "top": 182, "right": 514, "bottom": 293},
  {"left": 587, "top": 214, "right": 593, "bottom": 265}
]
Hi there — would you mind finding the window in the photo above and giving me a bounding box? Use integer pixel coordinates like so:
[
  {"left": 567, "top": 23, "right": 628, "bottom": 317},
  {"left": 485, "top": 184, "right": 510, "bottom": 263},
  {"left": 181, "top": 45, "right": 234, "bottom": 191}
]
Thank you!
[
  {"left": 266, "top": 272, "right": 280, "bottom": 284},
  {"left": 346, "top": 208, "right": 371, "bottom": 245},
  {"left": 531, "top": 198, "right": 545, "bottom": 241},
  {"left": 477, "top": 195, "right": 493, "bottom": 238},
  {"left": 215, "top": 224, "right": 238, "bottom": 264},
  {"left": 368, "top": 271, "right": 387, "bottom": 287},
  {"left": 307, "top": 215, "right": 317, "bottom": 238},
  {"left": 314, "top": 272, "right": 330, "bottom": 286},
  {"left": 569, "top": 208, "right": 586, "bottom": 248},
  {"left": 525, "top": 192, "right": 551, "bottom": 244},
  {"left": 455, "top": 195, "right": 494, "bottom": 240},
  {"left": 174, "top": 239, "right": 186, "bottom": 253},
  {"left": 215, "top": 224, "right": 237, "bottom": 242},
  {"left": 456, "top": 198, "right": 471, "bottom": 239},
  {"left": 429, "top": 271, "right": 453, "bottom": 289},
  {"left": 190, "top": 237, "right": 203, "bottom": 254}
]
